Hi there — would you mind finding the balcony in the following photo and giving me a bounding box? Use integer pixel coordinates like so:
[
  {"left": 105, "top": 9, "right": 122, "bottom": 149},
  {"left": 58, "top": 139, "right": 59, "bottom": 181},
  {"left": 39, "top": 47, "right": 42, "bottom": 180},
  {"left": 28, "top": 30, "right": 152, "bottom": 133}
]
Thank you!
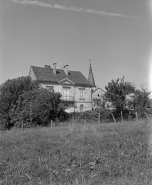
[{"left": 61, "top": 96, "right": 74, "bottom": 102}]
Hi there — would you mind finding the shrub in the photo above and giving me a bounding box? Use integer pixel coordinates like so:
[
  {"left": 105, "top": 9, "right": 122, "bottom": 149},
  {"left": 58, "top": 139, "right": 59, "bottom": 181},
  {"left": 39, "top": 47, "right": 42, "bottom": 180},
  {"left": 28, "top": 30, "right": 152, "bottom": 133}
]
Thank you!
[
  {"left": 15, "top": 89, "right": 68, "bottom": 128},
  {"left": 0, "top": 76, "right": 68, "bottom": 129},
  {"left": 0, "top": 76, "right": 39, "bottom": 129},
  {"left": 69, "top": 109, "right": 113, "bottom": 123}
]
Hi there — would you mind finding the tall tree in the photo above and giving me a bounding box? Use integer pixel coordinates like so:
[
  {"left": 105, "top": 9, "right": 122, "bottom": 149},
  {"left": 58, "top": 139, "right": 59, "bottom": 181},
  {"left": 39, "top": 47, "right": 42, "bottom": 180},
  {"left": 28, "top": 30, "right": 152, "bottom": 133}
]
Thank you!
[
  {"left": 105, "top": 77, "right": 151, "bottom": 120},
  {"left": 0, "top": 76, "right": 39, "bottom": 129},
  {"left": 105, "top": 76, "right": 135, "bottom": 115},
  {"left": 131, "top": 85, "right": 151, "bottom": 114}
]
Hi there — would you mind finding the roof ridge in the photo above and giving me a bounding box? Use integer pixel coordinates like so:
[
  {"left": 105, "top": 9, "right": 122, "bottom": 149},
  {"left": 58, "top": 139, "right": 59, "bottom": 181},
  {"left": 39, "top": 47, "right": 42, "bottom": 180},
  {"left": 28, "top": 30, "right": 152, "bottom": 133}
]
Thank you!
[{"left": 32, "top": 66, "right": 82, "bottom": 73}]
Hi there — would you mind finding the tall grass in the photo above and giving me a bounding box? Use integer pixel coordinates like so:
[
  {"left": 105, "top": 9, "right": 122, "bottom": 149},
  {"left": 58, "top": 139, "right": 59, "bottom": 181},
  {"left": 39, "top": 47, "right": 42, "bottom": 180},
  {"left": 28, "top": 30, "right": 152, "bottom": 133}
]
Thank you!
[{"left": 0, "top": 121, "right": 152, "bottom": 185}]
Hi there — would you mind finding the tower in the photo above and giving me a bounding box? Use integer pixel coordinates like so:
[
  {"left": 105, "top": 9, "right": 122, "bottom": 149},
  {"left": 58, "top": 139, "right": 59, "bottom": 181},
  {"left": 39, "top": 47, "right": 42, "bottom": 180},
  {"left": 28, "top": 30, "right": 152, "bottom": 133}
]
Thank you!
[{"left": 88, "top": 60, "right": 96, "bottom": 88}]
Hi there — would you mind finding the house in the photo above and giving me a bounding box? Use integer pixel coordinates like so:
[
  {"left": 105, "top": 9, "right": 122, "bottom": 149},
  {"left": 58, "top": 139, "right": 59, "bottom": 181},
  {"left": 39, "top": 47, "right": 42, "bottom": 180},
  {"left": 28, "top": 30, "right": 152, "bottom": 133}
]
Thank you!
[
  {"left": 92, "top": 88, "right": 116, "bottom": 110},
  {"left": 92, "top": 88, "right": 105, "bottom": 109},
  {"left": 29, "top": 63, "right": 96, "bottom": 112}
]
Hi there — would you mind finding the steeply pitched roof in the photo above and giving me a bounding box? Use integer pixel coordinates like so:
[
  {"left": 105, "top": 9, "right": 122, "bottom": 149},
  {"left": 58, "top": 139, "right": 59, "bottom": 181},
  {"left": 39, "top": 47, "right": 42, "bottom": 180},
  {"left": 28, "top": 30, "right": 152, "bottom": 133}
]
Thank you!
[
  {"left": 30, "top": 66, "right": 92, "bottom": 87},
  {"left": 88, "top": 63, "right": 96, "bottom": 87}
]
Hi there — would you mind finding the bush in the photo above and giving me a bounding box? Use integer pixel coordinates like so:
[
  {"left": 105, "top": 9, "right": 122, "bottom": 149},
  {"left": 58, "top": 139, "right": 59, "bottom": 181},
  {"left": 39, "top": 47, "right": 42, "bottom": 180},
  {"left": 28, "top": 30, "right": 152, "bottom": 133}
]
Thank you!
[
  {"left": 0, "top": 76, "right": 69, "bottom": 129},
  {"left": 69, "top": 109, "right": 113, "bottom": 123},
  {"left": 15, "top": 89, "right": 68, "bottom": 128},
  {"left": 0, "top": 76, "right": 39, "bottom": 129},
  {"left": 69, "top": 108, "right": 150, "bottom": 124}
]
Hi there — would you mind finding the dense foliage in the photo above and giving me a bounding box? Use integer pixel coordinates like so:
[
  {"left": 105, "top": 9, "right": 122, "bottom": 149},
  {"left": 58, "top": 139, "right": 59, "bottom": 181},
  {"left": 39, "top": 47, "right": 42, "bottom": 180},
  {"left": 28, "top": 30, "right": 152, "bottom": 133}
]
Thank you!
[
  {"left": 105, "top": 76, "right": 135, "bottom": 111},
  {"left": 131, "top": 87, "right": 151, "bottom": 112},
  {"left": 15, "top": 88, "right": 69, "bottom": 127},
  {"left": 0, "top": 76, "right": 68, "bottom": 129},
  {"left": 0, "top": 76, "right": 39, "bottom": 129},
  {"left": 69, "top": 109, "right": 113, "bottom": 123},
  {"left": 104, "top": 77, "right": 151, "bottom": 120}
]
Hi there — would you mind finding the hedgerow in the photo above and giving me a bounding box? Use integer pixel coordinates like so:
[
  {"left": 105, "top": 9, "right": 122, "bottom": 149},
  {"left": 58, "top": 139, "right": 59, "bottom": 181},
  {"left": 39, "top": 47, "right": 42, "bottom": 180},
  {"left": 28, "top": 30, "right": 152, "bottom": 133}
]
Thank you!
[{"left": 69, "top": 109, "right": 113, "bottom": 123}]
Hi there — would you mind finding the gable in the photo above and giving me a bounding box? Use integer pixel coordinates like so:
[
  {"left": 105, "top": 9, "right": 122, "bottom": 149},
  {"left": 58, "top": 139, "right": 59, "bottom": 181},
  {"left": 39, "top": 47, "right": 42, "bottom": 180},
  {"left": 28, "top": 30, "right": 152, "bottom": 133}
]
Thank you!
[
  {"left": 59, "top": 78, "right": 75, "bottom": 85},
  {"left": 92, "top": 88, "right": 105, "bottom": 99}
]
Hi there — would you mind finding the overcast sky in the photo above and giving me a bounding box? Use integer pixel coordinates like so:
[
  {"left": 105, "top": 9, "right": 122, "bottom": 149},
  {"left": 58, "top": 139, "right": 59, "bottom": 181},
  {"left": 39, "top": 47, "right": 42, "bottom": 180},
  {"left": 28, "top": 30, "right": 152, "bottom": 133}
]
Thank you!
[{"left": 0, "top": 0, "right": 152, "bottom": 91}]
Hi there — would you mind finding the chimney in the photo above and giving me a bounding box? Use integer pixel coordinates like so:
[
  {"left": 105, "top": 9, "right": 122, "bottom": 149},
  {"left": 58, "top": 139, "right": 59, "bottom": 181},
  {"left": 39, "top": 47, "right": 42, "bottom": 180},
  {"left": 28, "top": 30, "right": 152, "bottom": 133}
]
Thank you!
[
  {"left": 64, "top": 65, "right": 69, "bottom": 75},
  {"left": 53, "top": 63, "right": 57, "bottom": 75},
  {"left": 44, "top": 65, "right": 50, "bottom": 68}
]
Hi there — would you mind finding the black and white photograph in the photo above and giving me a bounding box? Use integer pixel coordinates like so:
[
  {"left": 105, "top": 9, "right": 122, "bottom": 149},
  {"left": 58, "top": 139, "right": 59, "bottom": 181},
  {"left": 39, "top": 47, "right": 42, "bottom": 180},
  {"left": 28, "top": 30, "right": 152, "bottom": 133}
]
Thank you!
[{"left": 0, "top": 0, "right": 152, "bottom": 184}]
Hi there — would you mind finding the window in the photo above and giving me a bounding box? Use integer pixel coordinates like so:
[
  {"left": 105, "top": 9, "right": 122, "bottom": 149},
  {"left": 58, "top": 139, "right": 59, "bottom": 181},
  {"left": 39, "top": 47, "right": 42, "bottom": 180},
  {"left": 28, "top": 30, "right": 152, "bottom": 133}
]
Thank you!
[
  {"left": 80, "top": 104, "right": 84, "bottom": 112},
  {"left": 63, "top": 87, "right": 70, "bottom": 100},
  {"left": 46, "top": 86, "right": 54, "bottom": 92},
  {"left": 80, "top": 89, "right": 84, "bottom": 99}
]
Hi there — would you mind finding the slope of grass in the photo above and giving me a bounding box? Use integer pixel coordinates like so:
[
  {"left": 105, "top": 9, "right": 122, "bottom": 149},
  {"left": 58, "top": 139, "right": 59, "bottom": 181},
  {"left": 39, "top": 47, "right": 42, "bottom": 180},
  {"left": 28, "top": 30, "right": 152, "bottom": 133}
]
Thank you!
[{"left": 0, "top": 121, "right": 152, "bottom": 185}]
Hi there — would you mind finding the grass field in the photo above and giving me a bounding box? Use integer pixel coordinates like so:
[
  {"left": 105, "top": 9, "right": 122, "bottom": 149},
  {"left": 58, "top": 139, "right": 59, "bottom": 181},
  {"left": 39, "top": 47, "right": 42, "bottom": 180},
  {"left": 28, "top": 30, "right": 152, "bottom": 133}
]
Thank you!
[{"left": 0, "top": 121, "right": 152, "bottom": 185}]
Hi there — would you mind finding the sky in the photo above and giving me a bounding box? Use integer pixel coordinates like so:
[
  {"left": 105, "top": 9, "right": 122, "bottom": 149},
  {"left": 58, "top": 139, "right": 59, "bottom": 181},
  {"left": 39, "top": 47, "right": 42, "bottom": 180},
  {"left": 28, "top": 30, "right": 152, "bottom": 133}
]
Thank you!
[{"left": 0, "top": 0, "right": 152, "bottom": 92}]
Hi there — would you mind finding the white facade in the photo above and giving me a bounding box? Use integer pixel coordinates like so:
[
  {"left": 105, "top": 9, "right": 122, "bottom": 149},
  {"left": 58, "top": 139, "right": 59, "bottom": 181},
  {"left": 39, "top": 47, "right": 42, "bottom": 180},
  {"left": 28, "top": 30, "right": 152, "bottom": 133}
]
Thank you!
[
  {"left": 40, "top": 81, "right": 92, "bottom": 112},
  {"left": 29, "top": 67, "right": 92, "bottom": 112}
]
